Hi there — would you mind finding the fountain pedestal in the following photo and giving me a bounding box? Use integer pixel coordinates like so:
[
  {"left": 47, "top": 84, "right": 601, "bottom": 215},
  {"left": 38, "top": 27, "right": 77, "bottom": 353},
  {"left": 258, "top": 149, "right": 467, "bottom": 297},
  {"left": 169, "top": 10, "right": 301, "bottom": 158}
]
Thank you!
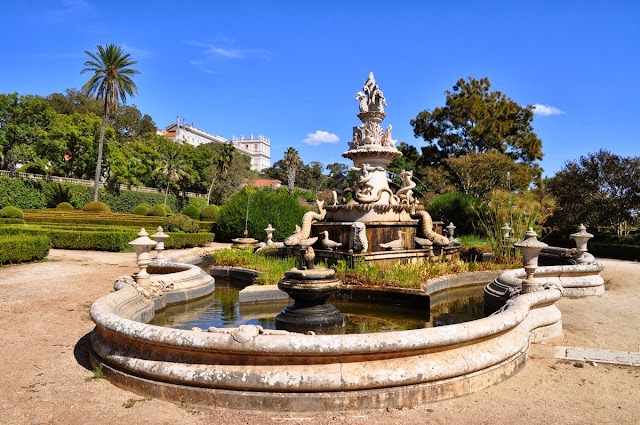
[{"left": 276, "top": 267, "right": 345, "bottom": 332}]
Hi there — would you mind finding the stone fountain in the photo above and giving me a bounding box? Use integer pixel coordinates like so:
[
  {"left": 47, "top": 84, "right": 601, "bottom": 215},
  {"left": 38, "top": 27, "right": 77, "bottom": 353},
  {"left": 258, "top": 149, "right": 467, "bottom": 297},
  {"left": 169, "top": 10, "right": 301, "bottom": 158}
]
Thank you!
[{"left": 285, "top": 73, "right": 457, "bottom": 267}]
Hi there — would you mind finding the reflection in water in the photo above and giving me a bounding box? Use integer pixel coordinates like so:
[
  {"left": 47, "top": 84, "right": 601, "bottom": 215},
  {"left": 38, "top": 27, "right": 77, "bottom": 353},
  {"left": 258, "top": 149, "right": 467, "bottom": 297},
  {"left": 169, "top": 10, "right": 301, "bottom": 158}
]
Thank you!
[{"left": 152, "top": 278, "right": 487, "bottom": 335}]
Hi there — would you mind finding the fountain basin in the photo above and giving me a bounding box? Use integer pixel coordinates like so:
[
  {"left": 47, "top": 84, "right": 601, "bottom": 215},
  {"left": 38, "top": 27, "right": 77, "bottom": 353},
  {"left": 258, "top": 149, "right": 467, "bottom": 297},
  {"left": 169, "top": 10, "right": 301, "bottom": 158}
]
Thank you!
[
  {"left": 90, "top": 255, "right": 562, "bottom": 412},
  {"left": 484, "top": 262, "right": 605, "bottom": 312}
]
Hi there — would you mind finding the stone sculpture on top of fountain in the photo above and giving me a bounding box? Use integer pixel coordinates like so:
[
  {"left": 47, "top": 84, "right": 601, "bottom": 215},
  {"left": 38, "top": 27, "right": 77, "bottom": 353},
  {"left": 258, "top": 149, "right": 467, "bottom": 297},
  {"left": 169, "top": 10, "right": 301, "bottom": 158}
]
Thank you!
[{"left": 286, "top": 72, "right": 450, "bottom": 256}]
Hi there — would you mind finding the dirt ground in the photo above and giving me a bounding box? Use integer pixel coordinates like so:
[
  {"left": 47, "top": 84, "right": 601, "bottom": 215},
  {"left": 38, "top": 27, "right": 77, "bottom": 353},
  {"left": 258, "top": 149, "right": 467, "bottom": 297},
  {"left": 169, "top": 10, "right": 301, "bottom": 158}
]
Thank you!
[{"left": 0, "top": 248, "right": 638, "bottom": 425}]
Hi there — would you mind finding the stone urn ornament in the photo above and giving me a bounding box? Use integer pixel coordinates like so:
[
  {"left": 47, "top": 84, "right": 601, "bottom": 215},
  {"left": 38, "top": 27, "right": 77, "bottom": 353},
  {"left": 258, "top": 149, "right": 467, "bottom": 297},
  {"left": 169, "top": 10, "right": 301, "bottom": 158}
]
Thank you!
[
  {"left": 129, "top": 228, "right": 157, "bottom": 288},
  {"left": 514, "top": 228, "right": 548, "bottom": 294}
]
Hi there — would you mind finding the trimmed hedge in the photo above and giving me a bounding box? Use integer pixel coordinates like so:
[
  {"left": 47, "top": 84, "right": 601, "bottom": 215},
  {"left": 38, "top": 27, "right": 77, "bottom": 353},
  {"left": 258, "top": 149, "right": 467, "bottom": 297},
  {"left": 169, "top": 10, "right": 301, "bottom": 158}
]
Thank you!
[
  {"left": 132, "top": 203, "right": 151, "bottom": 215},
  {"left": 0, "top": 218, "right": 25, "bottom": 225},
  {"left": 0, "top": 225, "right": 214, "bottom": 251},
  {"left": 0, "top": 176, "right": 205, "bottom": 213},
  {"left": 147, "top": 204, "right": 168, "bottom": 217},
  {"left": 56, "top": 202, "right": 74, "bottom": 210},
  {"left": 0, "top": 234, "right": 51, "bottom": 265},
  {"left": 182, "top": 205, "right": 200, "bottom": 220},
  {"left": 200, "top": 204, "right": 220, "bottom": 221},
  {"left": 0, "top": 206, "right": 24, "bottom": 219},
  {"left": 82, "top": 201, "right": 111, "bottom": 213},
  {"left": 163, "top": 214, "right": 200, "bottom": 233}
]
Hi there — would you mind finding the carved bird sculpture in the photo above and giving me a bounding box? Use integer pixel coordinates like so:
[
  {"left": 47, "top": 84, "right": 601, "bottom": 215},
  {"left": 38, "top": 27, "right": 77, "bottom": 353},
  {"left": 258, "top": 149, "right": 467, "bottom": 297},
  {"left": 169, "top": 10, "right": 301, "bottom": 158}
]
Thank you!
[
  {"left": 320, "top": 231, "right": 342, "bottom": 251},
  {"left": 414, "top": 236, "right": 433, "bottom": 250},
  {"left": 380, "top": 231, "right": 406, "bottom": 251}
]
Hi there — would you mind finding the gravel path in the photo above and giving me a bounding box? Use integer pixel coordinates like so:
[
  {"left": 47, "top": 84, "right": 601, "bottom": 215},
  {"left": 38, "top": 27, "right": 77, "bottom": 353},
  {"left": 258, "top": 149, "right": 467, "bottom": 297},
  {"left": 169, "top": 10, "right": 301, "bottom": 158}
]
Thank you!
[{"left": 0, "top": 251, "right": 638, "bottom": 424}]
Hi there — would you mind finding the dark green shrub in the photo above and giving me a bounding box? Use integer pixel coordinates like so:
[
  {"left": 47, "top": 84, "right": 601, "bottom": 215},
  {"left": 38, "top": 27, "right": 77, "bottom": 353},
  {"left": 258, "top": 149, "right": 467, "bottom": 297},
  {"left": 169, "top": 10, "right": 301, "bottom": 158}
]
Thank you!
[
  {"left": 164, "top": 232, "right": 215, "bottom": 249},
  {"left": 427, "top": 193, "right": 479, "bottom": 236},
  {"left": 132, "top": 203, "right": 151, "bottom": 216},
  {"left": 182, "top": 205, "right": 201, "bottom": 220},
  {"left": 0, "top": 234, "right": 50, "bottom": 264},
  {"left": 56, "top": 202, "right": 74, "bottom": 210},
  {"left": 216, "top": 187, "right": 309, "bottom": 242},
  {"left": 147, "top": 204, "right": 168, "bottom": 217},
  {"left": 82, "top": 201, "right": 111, "bottom": 213},
  {"left": 0, "top": 206, "right": 24, "bottom": 219},
  {"left": 0, "top": 218, "right": 24, "bottom": 224},
  {"left": 0, "top": 177, "right": 47, "bottom": 209},
  {"left": 200, "top": 204, "right": 220, "bottom": 221},
  {"left": 163, "top": 214, "right": 200, "bottom": 233}
]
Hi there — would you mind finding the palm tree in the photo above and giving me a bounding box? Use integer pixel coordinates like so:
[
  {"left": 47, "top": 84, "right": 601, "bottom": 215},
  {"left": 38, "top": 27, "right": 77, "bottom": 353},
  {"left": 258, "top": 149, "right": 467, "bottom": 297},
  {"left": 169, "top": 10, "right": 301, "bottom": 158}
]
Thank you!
[
  {"left": 207, "top": 143, "right": 235, "bottom": 204},
  {"left": 81, "top": 44, "right": 139, "bottom": 201},
  {"left": 154, "top": 149, "right": 190, "bottom": 210},
  {"left": 283, "top": 147, "right": 302, "bottom": 193}
]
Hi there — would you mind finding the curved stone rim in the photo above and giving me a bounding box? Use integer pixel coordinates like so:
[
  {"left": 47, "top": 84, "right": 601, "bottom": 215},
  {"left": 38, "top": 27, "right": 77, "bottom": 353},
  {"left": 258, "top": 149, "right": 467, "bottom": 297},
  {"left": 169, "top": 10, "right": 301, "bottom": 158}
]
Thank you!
[{"left": 89, "top": 252, "right": 563, "bottom": 411}]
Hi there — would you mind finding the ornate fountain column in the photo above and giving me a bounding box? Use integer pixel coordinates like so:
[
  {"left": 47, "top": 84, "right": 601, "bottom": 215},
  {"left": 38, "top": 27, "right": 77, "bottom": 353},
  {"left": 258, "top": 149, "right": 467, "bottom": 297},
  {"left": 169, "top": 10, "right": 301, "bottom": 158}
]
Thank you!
[
  {"left": 570, "top": 224, "right": 595, "bottom": 264},
  {"left": 343, "top": 72, "right": 402, "bottom": 207}
]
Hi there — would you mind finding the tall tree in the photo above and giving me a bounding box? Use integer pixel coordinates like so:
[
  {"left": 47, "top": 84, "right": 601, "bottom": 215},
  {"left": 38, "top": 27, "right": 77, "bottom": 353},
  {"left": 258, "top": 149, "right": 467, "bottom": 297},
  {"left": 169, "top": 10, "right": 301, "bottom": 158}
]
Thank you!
[
  {"left": 411, "top": 77, "right": 543, "bottom": 168},
  {"left": 81, "top": 44, "right": 139, "bottom": 201},
  {"left": 283, "top": 147, "right": 301, "bottom": 193},
  {"left": 207, "top": 143, "right": 235, "bottom": 204},
  {"left": 154, "top": 146, "right": 190, "bottom": 210},
  {"left": 548, "top": 150, "right": 640, "bottom": 235}
]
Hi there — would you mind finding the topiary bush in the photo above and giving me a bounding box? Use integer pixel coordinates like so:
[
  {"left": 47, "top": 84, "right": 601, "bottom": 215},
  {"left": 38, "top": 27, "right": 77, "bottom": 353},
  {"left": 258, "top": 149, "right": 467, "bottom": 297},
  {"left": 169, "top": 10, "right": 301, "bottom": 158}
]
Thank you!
[
  {"left": 132, "top": 203, "right": 151, "bottom": 216},
  {"left": 147, "top": 204, "right": 168, "bottom": 217},
  {"left": 0, "top": 234, "right": 50, "bottom": 264},
  {"left": 82, "top": 201, "right": 111, "bottom": 213},
  {"left": 181, "top": 205, "right": 201, "bottom": 220},
  {"left": 216, "top": 187, "right": 309, "bottom": 242},
  {"left": 0, "top": 206, "right": 24, "bottom": 220},
  {"left": 163, "top": 213, "right": 200, "bottom": 233},
  {"left": 200, "top": 204, "right": 220, "bottom": 222},
  {"left": 56, "top": 202, "right": 74, "bottom": 210}
]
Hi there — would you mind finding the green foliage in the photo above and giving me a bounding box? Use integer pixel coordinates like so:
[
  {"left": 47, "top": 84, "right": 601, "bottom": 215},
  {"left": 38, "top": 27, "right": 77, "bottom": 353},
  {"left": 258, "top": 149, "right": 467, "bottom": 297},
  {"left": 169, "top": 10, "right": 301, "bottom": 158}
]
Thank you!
[
  {"left": 24, "top": 210, "right": 165, "bottom": 228},
  {"left": 147, "top": 204, "right": 168, "bottom": 217},
  {"left": 82, "top": 201, "right": 111, "bottom": 213},
  {"left": 200, "top": 204, "right": 220, "bottom": 221},
  {"left": 211, "top": 248, "right": 296, "bottom": 285},
  {"left": 475, "top": 190, "right": 555, "bottom": 259},
  {"left": 216, "top": 187, "right": 309, "bottom": 242},
  {"left": 0, "top": 206, "right": 24, "bottom": 219},
  {"left": 547, "top": 150, "right": 640, "bottom": 236},
  {"left": 56, "top": 202, "right": 74, "bottom": 210},
  {"left": 0, "top": 234, "right": 50, "bottom": 265},
  {"left": 0, "top": 177, "right": 47, "bottom": 209},
  {"left": 427, "top": 193, "right": 479, "bottom": 235},
  {"left": 411, "top": 76, "right": 542, "bottom": 167},
  {"left": 181, "top": 205, "right": 200, "bottom": 220},
  {"left": 164, "top": 232, "right": 214, "bottom": 249},
  {"left": 163, "top": 213, "right": 200, "bottom": 233},
  {"left": 131, "top": 203, "right": 150, "bottom": 215}
]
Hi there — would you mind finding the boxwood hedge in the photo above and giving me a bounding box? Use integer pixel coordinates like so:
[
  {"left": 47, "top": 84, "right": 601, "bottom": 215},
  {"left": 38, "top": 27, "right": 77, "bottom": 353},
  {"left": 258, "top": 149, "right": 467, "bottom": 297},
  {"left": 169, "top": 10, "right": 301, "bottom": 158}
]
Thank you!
[{"left": 0, "top": 234, "right": 50, "bottom": 265}]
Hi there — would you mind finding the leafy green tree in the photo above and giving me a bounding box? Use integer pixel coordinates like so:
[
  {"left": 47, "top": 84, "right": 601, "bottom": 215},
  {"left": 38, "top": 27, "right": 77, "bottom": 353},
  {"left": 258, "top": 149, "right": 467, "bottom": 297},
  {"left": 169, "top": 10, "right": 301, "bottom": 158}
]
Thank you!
[
  {"left": 45, "top": 88, "right": 103, "bottom": 117},
  {"left": 0, "top": 93, "right": 55, "bottom": 171},
  {"left": 445, "top": 152, "right": 534, "bottom": 198},
  {"left": 411, "top": 77, "right": 543, "bottom": 168},
  {"left": 81, "top": 44, "right": 139, "bottom": 201},
  {"left": 547, "top": 150, "right": 640, "bottom": 235},
  {"left": 283, "top": 147, "right": 302, "bottom": 192},
  {"left": 112, "top": 104, "right": 156, "bottom": 141},
  {"left": 297, "top": 161, "right": 325, "bottom": 192}
]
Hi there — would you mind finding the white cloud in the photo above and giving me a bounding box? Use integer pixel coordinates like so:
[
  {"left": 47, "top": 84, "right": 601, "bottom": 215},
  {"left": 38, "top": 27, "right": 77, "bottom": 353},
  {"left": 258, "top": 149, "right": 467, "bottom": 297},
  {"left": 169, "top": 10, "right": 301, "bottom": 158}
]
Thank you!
[
  {"left": 532, "top": 104, "right": 565, "bottom": 116},
  {"left": 303, "top": 130, "right": 340, "bottom": 146},
  {"left": 184, "top": 40, "right": 271, "bottom": 64},
  {"left": 121, "top": 43, "right": 152, "bottom": 58}
]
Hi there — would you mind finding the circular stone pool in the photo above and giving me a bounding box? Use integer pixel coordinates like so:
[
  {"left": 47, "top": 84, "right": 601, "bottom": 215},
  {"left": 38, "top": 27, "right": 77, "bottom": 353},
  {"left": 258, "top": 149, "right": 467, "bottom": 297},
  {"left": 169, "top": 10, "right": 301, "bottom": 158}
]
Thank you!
[
  {"left": 89, "top": 258, "right": 563, "bottom": 412},
  {"left": 151, "top": 278, "right": 487, "bottom": 334}
]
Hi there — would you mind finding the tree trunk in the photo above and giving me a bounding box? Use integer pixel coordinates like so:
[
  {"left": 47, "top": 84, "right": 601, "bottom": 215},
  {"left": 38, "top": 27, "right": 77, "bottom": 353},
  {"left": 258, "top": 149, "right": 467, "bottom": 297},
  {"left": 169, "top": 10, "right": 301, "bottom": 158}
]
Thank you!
[
  {"left": 92, "top": 104, "right": 108, "bottom": 202},
  {"left": 164, "top": 182, "right": 169, "bottom": 210},
  {"left": 207, "top": 176, "right": 216, "bottom": 205}
]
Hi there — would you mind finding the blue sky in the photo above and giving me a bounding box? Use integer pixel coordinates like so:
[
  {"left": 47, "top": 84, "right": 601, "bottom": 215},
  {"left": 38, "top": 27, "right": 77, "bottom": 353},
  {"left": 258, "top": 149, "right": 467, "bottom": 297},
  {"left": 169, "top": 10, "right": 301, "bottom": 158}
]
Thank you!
[{"left": 2, "top": 0, "right": 639, "bottom": 177}]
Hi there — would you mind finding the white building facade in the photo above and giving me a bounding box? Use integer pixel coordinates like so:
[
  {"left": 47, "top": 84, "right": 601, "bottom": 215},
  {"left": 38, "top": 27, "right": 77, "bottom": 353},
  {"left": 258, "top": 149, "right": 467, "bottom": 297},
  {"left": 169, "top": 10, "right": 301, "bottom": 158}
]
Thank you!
[{"left": 158, "top": 117, "right": 271, "bottom": 172}]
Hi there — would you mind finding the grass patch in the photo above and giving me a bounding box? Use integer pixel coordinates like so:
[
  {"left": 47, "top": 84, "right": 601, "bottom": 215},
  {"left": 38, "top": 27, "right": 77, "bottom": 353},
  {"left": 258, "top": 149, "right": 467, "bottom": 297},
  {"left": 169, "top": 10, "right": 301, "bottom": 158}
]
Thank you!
[
  {"left": 122, "top": 396, "right": 152, "bottom": 408},
  {"left": 212, "top": 248, "right": 519, "bottom": 289},
  {"left": 84, "top": 366, "right": 104, "bottom": 382}
]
